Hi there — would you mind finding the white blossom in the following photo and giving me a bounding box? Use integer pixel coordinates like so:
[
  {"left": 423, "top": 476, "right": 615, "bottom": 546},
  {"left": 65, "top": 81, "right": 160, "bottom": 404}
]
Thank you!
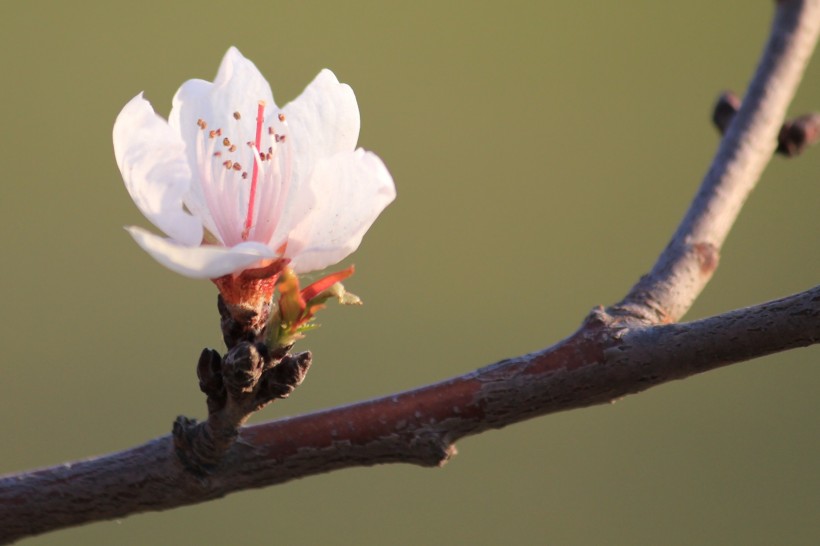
[{"left": 114, "top": 47, "right": 395, "bottom": 279}]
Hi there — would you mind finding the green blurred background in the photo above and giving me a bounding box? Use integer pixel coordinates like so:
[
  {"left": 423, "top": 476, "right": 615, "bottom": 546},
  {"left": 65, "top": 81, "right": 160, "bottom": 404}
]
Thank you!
[{"left": 1, "top": 1, "right": 818, "bottom": 544}]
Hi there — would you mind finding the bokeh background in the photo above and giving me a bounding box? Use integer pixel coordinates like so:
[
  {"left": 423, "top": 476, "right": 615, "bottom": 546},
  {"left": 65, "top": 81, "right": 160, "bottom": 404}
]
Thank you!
[{"left": 1, "top": 1, "right": 818, "bottom": 544}]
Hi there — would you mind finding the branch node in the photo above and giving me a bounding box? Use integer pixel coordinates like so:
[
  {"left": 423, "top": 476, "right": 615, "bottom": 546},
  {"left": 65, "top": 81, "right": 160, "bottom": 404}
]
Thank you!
[
  {"left": 172, "top": 415, "right": 216, "bottom": 477},
  {"left": 692, "top": 241, "right": 720, "bottom": 275},
  {"left": 173, "top": 343, "right": 312, "bottom": 476},
  {"left": 778, "top": 113, "right": 820, "bottom": 156},
  {"left": 712, "top": 90, "right": 820, "bottom": 157},
  {"left": 438, "top": 443, "right": 458, "bottom": 467},
  {"left": 583, "top": 305, "right": 612, "bottom": 328},
  {"left": 712, "top": 91, "right": 742, "bottom": 133},
  {"left": 411, "top": 433, "right": 458, "bottom": 467}
]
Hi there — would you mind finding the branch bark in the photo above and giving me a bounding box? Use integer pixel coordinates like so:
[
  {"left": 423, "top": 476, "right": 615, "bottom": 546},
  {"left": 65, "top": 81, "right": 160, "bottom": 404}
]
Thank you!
[{"left": 1, "top": 0, "right": 819, "bottom": 543}]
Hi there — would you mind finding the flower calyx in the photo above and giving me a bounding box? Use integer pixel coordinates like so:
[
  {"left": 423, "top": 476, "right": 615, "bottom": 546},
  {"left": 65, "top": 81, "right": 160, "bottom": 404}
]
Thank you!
[{"left": 214, "top": 257, "right": 290, "bottom": 346}]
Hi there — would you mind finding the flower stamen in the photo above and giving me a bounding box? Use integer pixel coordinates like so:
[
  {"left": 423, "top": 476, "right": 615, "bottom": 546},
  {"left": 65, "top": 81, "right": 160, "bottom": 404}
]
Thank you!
[
  {"left": 241, "top": 101, "right": 266, "bottom": 241},
  {"left": 269, "top": 113, "right": 293, "bottom": 233}
]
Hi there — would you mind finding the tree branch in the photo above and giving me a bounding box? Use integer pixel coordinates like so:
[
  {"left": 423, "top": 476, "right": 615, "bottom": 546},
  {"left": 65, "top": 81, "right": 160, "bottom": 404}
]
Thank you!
[
  {"left": 615, "top": 0, "right": 820, "bottom": 324},
  {"left": 1, "top": 287, "right": 817, "bottom": 543},
  {"left": 1, "top": 0, "right": 819, "bottom": 543}
]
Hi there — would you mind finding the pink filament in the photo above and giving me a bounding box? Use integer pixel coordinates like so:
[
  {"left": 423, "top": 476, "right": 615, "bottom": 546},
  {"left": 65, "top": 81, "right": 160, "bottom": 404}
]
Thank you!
[{"left": 242, "top": 102, "right": 266, "bottom": 240}]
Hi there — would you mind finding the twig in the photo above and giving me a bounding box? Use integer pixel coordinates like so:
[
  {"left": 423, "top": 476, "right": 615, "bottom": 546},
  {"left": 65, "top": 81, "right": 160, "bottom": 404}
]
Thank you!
[
  {"left": 171, "top": 294, "right": 312, "bottom": 475},
  {"left": 614, "top": 0, "right": 820, "bottom": 324}
]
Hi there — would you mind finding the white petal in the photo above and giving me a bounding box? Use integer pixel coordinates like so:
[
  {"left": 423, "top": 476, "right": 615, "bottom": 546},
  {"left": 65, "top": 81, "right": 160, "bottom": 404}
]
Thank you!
[
  {"left": 265, "top": 70, "right": 362, "bottom": 250},
  {"left": 126, "top": 226, "right": 277, "bottom": 279},
  {"left": 170, "top": 47, "right": 276, "bottom": 151},
  {"left": 287, "top": 149, "right": 396, "bottom": 273},
  {"left": 282, "top": 69, "right": 361, "bottom": 185},
  {"left": 166, "top": 78, "right": 222, "bottom": 241},
  {"left": 169, "top": 47, "right": 276, "bottom": 240},
  {"left": 113, "top": 94, "right": 203, "bottom": 245}
]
